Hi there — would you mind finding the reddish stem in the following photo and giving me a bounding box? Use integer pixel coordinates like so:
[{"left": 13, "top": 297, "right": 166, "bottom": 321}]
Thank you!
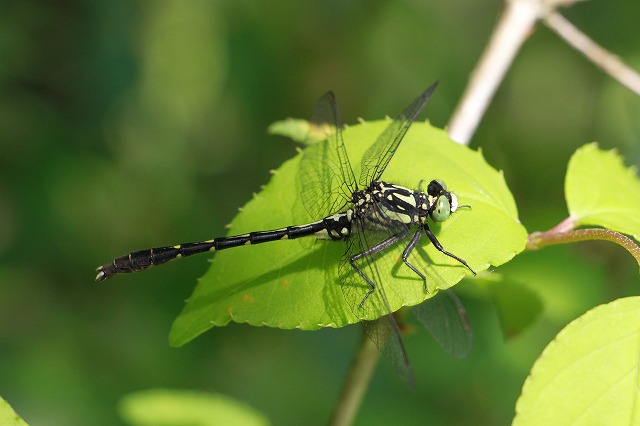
[{"left": 527, "top": 225, "right": 640, "bottom": 269}]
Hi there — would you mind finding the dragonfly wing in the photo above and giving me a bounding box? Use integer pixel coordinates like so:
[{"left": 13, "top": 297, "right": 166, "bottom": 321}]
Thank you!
[
  {"left": 409, "top": 289, "right": 473, "bottom": 359},
  {"left": 359, "top": 82, "right": 438, "bottom": 186},
  {"left": 340, "top": 202, "right": 418, "bottom": 385},
  {"left": 362, "top": 315, "right": 415, "bottom": 388},
  {"left": 299, "top": 92, "right": 357, "bottom": 219}
]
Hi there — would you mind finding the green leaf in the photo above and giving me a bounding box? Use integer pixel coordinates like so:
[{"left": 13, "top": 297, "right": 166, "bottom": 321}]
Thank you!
[
  {"left": 268, "top": 117, "right": 334, "bottom": 145},
  {"left": 566, "top": 143, "right": 640, "bottom": 240},
  {"left": 0, "top": 396, "right": 29, "bottom": 426},
  {"left": 170, "top": 120, "right": 527, "bottom": 346},
  {"left": 119, "top": 389, "right": 269, "bottom": 426},
  {"left": 479, "top": 274, "right": 544, "bottom": 339},
  {"left": 514, "top": 297, "right": 640, "bottom": 425},
  {"left": 267, "top": 118, "right": 311, "bottom": 144}
]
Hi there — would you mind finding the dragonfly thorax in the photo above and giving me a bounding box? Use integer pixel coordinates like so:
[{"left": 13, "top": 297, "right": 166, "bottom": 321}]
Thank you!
[
  {"left": 350, "top": 179, "right": 459, "bottom": 228},
  {"left": 351, "top": 180, "right": 425, "bottom": 227}
]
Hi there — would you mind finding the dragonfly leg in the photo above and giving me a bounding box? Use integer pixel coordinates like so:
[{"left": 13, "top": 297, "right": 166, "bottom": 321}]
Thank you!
[
  {"left": 349, "top": 230, "right": 409, "bottom": 308},
  {"left": 424, "top": 225, "right": 476, "bottom": 275},
  {"left": 401, "top": 228, "right": 428, "bottom": 292}
]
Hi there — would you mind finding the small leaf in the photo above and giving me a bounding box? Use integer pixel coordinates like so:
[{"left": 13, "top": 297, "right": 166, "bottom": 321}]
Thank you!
[
  {"left": 268, "top": 118, "right": 333, "bottom": 146},
  {"left": 170, "top": 121, "right": 527, "bottom": 346},
  {"left": 479, "top": 274, "right": 544, "bottom": 339},
  {"left": 119, "top": 389, "right": 268, "bottom": 426},
  {"left": 267, "top": 118, "right": 309, "bottom": 145},
  {"left": 566, "top": 143, "right": 640, "bottom": 240},
  {"left": 0, "top": 396, "right": 29, "bottom": 426},
  {"left": 514, "top": 297, "right": 640, "bottom": 425}
]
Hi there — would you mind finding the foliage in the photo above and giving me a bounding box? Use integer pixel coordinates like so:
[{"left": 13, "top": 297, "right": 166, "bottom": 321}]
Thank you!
[
  {"left": 566, "top": 143, "right": 640, "bottom": 239},
  {"left": 119, "top": 389, "right": 268, "bottom": 426},
  {"left": 514, "top": 297, "right": 640, "bottom": 425},
  {"left": 0, "top": 397, "right": 28, "bottom": 426},
  {"left": 510, "top": 144, "right": 640, "bottom": 425},
  {"left": 1, "top": 1, "right": 639, "bottom": 425}
]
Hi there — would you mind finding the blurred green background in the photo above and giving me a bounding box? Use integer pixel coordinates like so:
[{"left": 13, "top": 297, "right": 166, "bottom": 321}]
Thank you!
[{"left": 1, "top": 1, "right": 639, "bottom": 425}]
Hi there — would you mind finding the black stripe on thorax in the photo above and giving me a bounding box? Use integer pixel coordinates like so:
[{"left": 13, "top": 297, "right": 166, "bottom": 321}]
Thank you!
[{"left": 369, "top": 183, "right": 421, "bottom": 224}]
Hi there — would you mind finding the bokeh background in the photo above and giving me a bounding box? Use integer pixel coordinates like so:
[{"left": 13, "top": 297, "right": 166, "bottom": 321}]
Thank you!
[{"left": 1, "top": 1, "right": 639, "bottom": 425}]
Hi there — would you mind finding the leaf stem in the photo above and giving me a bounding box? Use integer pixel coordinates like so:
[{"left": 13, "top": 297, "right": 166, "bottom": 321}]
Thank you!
[
  {"left": 329, "top": 331, "right": 380, "bottom": 426},
  {"left": 527, "top": 227, "right": 640, "bottom": 268}
]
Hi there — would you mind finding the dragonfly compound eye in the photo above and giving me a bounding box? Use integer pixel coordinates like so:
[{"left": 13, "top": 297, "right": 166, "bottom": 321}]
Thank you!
[
  {"left": 427, "top": 179, "right": 447, "bottom": 196},
  {"left": 430, "top": 194, "right": 451, "bottom": 222}
]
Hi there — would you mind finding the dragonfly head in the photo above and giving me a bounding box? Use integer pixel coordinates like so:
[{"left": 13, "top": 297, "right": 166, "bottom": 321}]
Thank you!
[{"left": 427, "top": 179, "right": 458, "bottom": 222}]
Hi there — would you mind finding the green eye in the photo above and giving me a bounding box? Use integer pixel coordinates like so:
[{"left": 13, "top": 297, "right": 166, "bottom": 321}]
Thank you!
[{"left": 431, "top": 195, "right": 451, "bottom": 222}]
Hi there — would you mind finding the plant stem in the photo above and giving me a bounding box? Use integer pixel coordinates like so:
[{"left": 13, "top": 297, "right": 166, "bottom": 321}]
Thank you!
[
  {"left": 447, "top": 0, "right": 540, "bottom": 145},
  {"left": 329, "top": 331, "right": 380, "bottom": 426},
  {"left": 544, "top": 12, "right": 640, "bottom": 95},
  {"left": 528, "top": 227, "right": 640, "bottom": 268}
]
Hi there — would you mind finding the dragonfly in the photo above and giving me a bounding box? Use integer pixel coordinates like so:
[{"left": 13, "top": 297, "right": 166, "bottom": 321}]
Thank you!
[{"left": 96, "top": 82, "right": 476, "bottom": 384}]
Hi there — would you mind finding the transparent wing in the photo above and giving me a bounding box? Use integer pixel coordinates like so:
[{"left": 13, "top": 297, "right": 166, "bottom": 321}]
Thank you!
[
  {"left": 300, "top": 87, "right": 467, "bottom": 385},
  {"left": 409, "top": 289, "right": 473, "bottom": 359},
  {"left": 339, "top": 203, "right": 419, "bottom": 384},
  {"left": 341, "top": 199, "right": 472, "bottom": 380},
  {"left": 339, "top": 214, "right": 410, "bottom": 321},
  {"left": 299, "top": 92, "right": 358, "bottom": 219},
  {"left": 359, "top": 82, "right": 438, "bottom": 187},
  {"left": 363, "top": 316, "right": 415, "bottom": 388}
]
